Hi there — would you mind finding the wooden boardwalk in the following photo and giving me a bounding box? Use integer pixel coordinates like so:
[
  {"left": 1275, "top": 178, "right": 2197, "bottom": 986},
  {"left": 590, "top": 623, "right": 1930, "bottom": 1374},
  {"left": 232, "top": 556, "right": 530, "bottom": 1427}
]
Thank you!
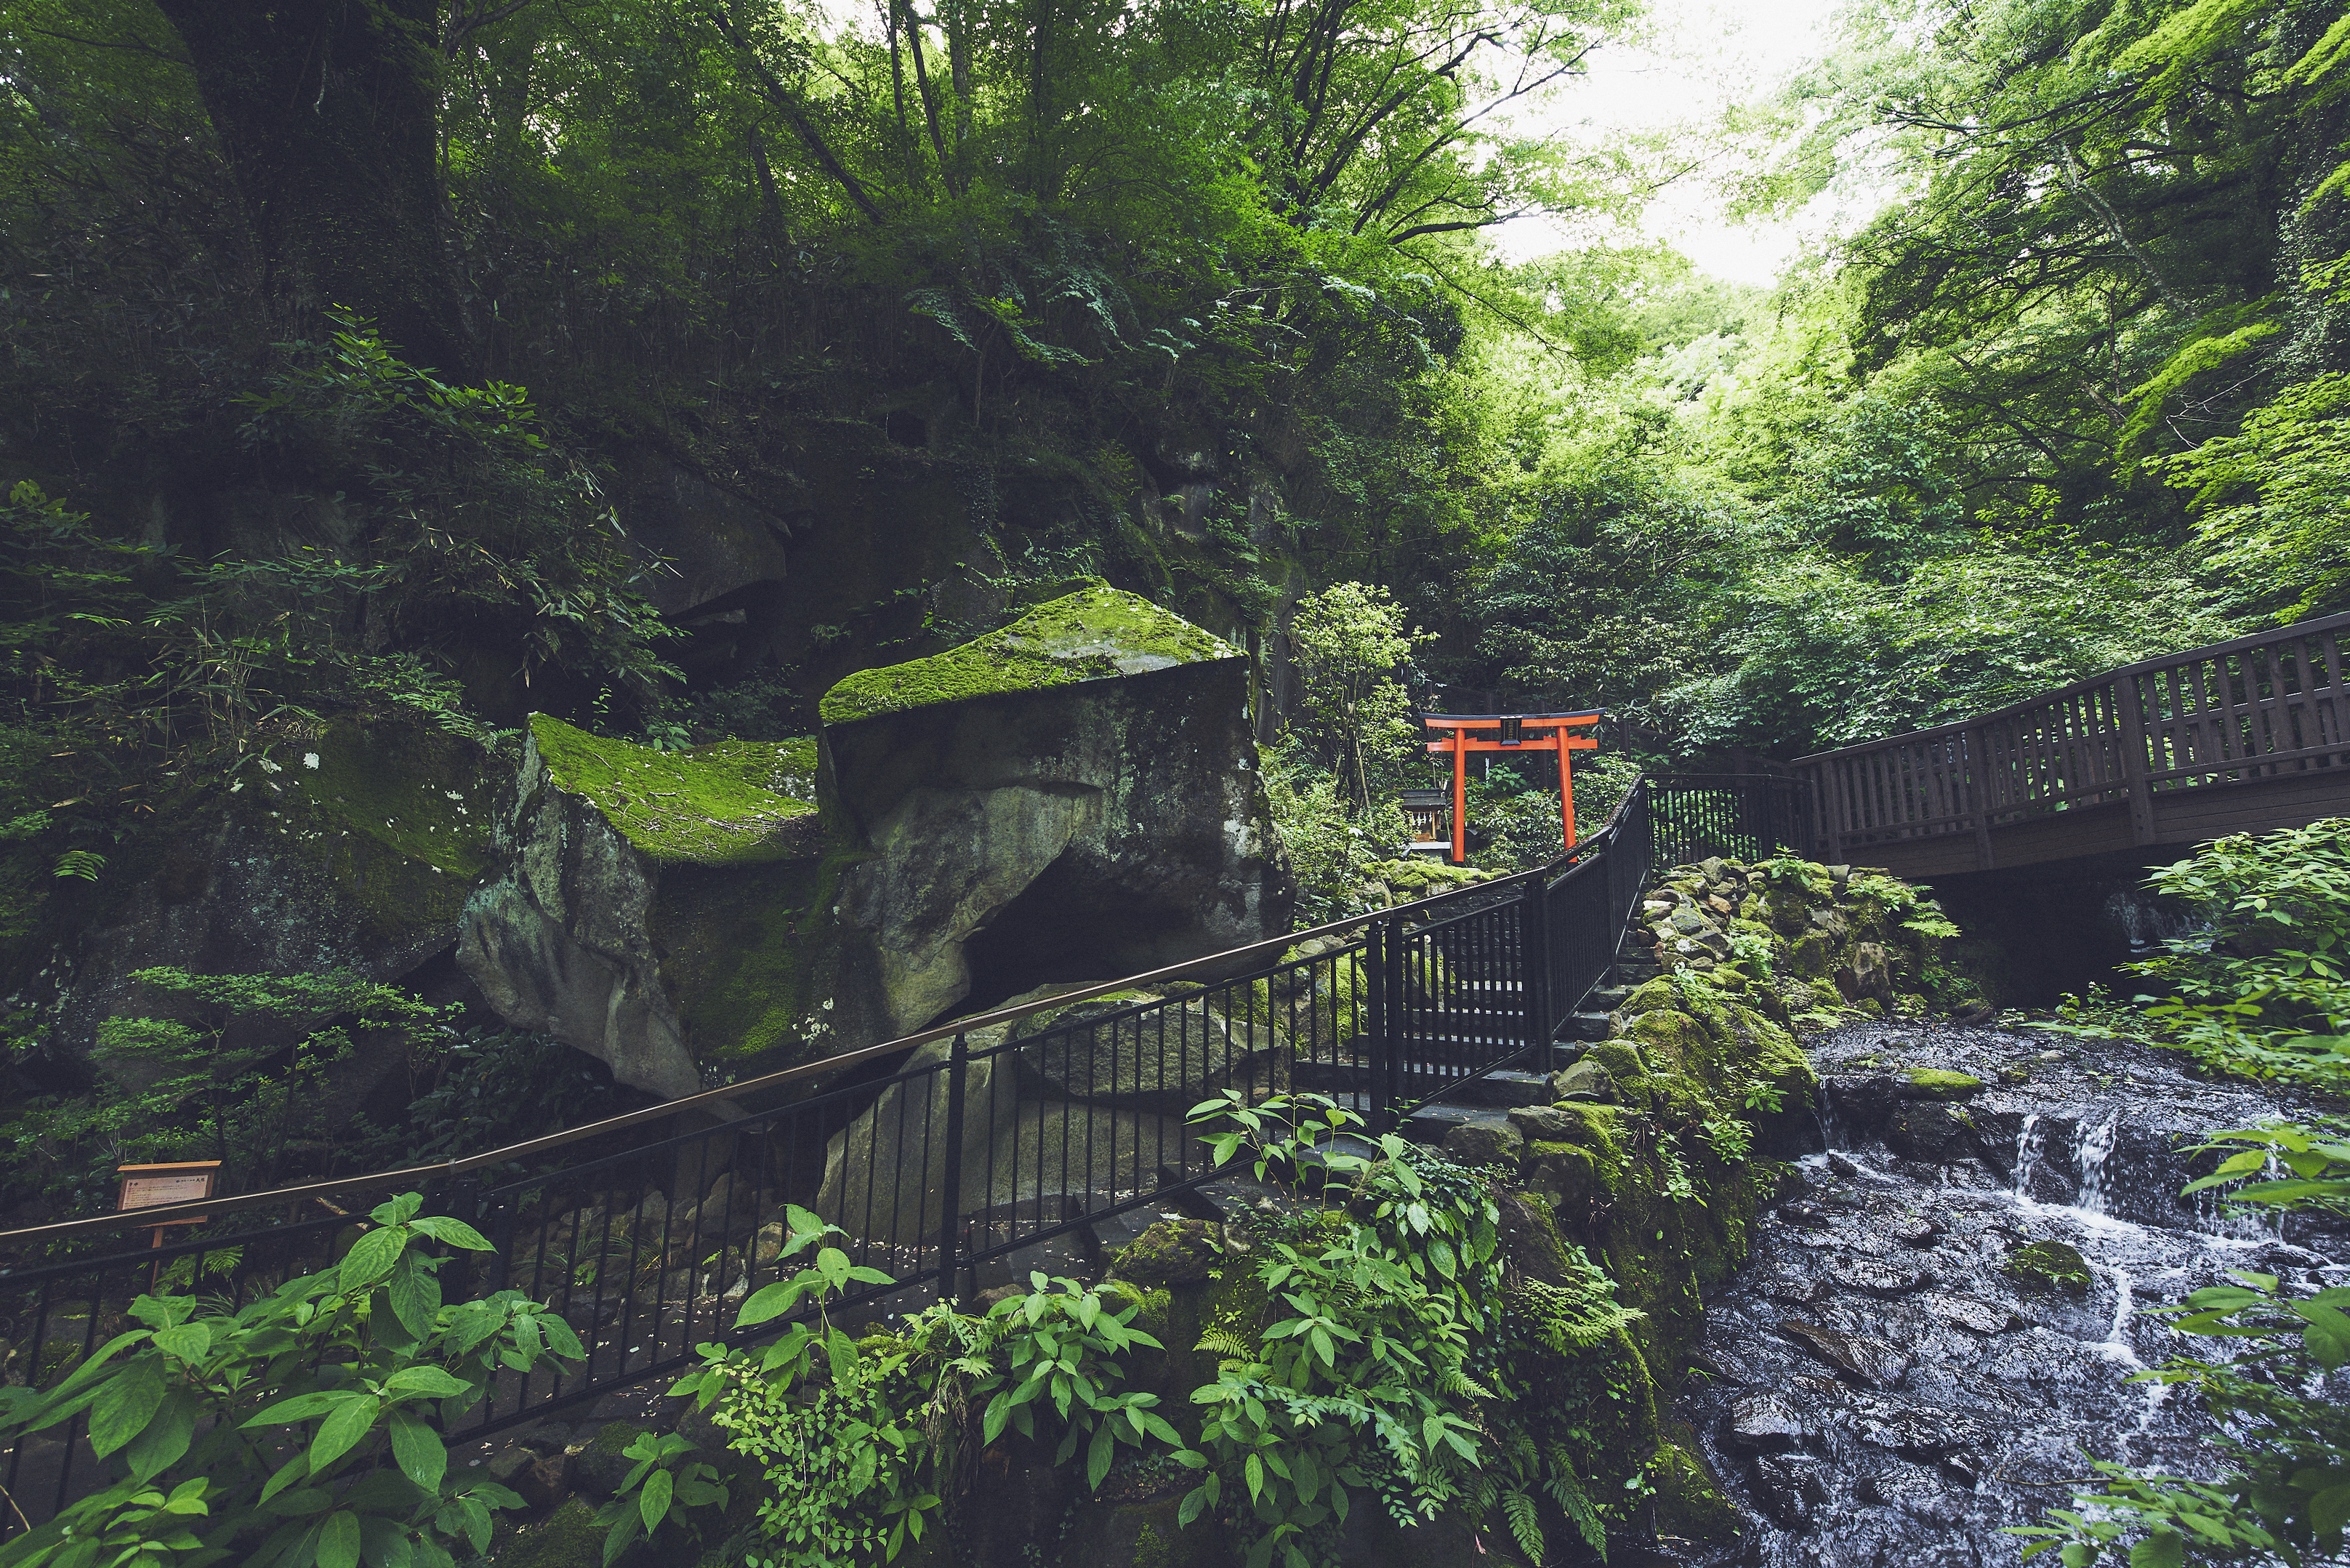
[{"left": 1793, "top": 612, "right": 2350, "bottom": 878}]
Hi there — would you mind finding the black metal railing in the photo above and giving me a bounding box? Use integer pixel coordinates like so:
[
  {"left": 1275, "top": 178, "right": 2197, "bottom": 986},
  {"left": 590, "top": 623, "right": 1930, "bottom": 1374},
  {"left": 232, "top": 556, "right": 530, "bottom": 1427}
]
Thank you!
[{"left": 0, "top": 771, "right": 1808, "bottom": 1536}]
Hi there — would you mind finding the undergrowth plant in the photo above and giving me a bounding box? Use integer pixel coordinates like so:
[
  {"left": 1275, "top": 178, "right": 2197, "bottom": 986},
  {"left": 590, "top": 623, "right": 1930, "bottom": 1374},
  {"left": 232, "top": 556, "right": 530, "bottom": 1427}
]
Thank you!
[
  {"left": 641, "top": 1093, "right": 1641, "bottom": 1568},
  {"left": 0, "top": 1194, "right": 580, "bottom": 1568}
]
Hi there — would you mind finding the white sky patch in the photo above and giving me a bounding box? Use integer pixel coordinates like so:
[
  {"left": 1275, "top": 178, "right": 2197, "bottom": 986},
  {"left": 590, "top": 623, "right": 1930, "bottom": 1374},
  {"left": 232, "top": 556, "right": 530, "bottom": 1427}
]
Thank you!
[{"left": 1495, "top": 0, "right": 1854, "bottom": 284}]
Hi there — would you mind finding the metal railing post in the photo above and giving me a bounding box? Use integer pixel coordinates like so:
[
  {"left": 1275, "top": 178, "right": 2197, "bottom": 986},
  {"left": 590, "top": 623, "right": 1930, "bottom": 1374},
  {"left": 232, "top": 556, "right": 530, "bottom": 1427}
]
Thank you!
[
  {"left": 1366, "top": 920, "right": 1392, "bottom": 1135},
  {"left": 937, "top": 1032, "right": 968, "bottom": 1306},
  {"left": 1520, "top": 868, "right": 1551, "bottom": 1051},
  {"left": 438, "top": 1177, "right": 481, "bottom": 1300}
]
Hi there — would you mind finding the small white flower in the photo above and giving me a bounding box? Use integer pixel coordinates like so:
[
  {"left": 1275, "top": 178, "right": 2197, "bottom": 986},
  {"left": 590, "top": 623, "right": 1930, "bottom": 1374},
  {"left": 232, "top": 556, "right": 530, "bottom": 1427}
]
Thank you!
[
  {"left": 230, "top": 781, "right": 244, "bottom": 793},
  {"left": 446, "top": 790, "right": 463, "bottom": 800},
  {"left": 302, "top": 752, "right": 321, "bottom": 769},
  {"left": 257, "top": 757, "right": 283, "bottom": 773}
]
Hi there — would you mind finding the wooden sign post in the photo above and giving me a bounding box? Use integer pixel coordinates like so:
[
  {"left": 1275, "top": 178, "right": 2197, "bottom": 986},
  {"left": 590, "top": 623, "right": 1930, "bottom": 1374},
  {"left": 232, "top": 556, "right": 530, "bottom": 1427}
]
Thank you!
[{"left": 116, "top": 1160, "right": 220, "bottom": 1284}]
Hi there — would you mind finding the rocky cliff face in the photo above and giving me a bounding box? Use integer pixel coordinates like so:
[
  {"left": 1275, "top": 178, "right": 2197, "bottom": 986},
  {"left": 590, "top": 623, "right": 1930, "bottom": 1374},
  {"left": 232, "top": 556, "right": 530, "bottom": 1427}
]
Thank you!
[
  {"left": 454, "top": 587, "right": 1291, "bottom": 1095},
  {"left": 42, "top": 717, "right": 501, "bottom": 1069}
]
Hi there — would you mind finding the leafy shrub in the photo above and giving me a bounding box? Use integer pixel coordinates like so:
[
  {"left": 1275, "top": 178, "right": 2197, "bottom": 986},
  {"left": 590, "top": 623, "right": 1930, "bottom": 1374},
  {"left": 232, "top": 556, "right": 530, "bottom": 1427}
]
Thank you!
[
  {"left": 0, "top": 1193, "right": 581, "bottom": 1568},
  {"left": 637, "top": 1093, "right": 1640, "bottom": 1568}
]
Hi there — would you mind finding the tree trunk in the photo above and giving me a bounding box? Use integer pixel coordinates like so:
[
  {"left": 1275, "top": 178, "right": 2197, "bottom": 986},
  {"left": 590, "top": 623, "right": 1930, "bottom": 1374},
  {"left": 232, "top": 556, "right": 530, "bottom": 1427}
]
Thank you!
[{"left": 151, "top": 0, "right": 472, "bottom": 377}]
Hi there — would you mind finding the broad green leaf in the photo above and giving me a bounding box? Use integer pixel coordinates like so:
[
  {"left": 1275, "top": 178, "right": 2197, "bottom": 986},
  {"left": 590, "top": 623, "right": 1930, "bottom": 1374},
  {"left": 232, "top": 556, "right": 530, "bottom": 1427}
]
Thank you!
[
  {"left": 639, "top": 1467, "right": 674, "bottom": 1534},
  {"left": 2128, "top": 1530, "right": 2183, "bottom": 1568},
  {"left": 389, "top": 1410, "right": 448, "bottom": 1492},
  {"left": 316, "top": 1508, "right": 363, "bottom": 1568},
  {"left": 408, "top": 1215, "right": 494, "bottom": 1251},
  {"left": 733, "top": 1279, "right": 808, "bottom": 1328},
  {"left": 309, "top": 1394, "right": 382, "bottom": 1473},
  {"left": 382, "top": 1367, "right": 472, "bottom": 1400},
  {"left": 151, "top": 1323, "right": 212, "bottom": 1363},
  {"left": 246, "top": 1391, "right": 349, "bottom": 1428},
  {"left": 339, "top": 1226, "right": 406, "bottom": 1295},
  {"left": 121, "top": 1388, "right": 198, "bottom": 1482},
  {"left": 88, "top": 1355, "right": 168, "bottom": 1458},
  {"left": 386, "top": 1256, "right": 440, "bottom": 1340}
]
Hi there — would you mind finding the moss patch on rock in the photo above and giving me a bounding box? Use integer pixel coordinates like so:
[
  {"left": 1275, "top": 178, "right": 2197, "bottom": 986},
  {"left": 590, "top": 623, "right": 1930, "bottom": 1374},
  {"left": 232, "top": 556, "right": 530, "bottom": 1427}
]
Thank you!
[
  {"left": 2005, "top": 1239, "right": 2095, "bottom": 1295},
  {"left": 528, "top": 714, "right": 816, "bottom": 866},
  {"left": 1904, "top": 1067, "right": 1985, "bottom": 1099},
  {"left": 818, "top": 586, "right": 1237, "bottom": 725}
]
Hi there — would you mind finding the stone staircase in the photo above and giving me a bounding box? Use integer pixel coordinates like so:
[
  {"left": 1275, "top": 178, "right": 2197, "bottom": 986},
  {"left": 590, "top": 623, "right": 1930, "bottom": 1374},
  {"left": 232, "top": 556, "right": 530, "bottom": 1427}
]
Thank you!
[{"left": 1394, "top": 939, "right": 1657, "bottom": 1148}]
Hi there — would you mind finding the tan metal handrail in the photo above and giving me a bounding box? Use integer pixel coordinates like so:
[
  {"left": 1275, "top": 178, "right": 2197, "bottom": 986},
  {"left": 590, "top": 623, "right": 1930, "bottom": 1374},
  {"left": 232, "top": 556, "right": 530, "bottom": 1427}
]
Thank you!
[{"left": 0, "top": 832, "right": 1597, "bottom": 1252}]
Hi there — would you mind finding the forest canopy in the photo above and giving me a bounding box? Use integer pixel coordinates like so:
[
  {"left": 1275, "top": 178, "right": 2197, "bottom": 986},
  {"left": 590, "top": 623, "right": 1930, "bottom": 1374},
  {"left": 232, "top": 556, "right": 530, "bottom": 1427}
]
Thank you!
[{"left": 3, "top": 0, "right": 2349, "bottom": 946}]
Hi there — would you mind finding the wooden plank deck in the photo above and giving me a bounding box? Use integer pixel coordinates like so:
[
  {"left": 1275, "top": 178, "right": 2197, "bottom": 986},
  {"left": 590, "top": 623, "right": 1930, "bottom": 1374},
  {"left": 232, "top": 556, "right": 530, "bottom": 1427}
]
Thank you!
[{"left": 1793, "top": 613, "right": 2350, "bottom": 878}]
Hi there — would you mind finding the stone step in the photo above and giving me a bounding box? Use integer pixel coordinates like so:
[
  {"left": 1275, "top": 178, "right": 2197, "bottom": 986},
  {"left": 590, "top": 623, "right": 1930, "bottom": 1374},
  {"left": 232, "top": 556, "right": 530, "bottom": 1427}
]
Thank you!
[
  {"left": 1588, "top": 984, "right": 1633, "bottom": 1008},
  {"left": 1571, "top": 1010, "right": 1613, "bottom": 1042},
  {"left": 1399, "top": 1101, "right": 1494, "bottom": 1146},
  {"left": 1415, "top": 1067, "right": 1554, "bottom": 1108}
]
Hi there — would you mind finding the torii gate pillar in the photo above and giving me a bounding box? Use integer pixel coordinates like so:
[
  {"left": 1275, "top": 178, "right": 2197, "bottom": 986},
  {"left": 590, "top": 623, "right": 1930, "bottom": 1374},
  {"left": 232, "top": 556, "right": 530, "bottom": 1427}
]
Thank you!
[{"left": 1423, "top": 711, "right": 1603, "bottom": 866}]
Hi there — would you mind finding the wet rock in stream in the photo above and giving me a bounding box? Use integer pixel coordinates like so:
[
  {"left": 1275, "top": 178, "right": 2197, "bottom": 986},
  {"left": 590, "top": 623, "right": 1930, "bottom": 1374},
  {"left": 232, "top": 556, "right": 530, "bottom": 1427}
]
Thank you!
[{"left": 1668, "top": 1021, "right": 2350, "bottom": 1567}]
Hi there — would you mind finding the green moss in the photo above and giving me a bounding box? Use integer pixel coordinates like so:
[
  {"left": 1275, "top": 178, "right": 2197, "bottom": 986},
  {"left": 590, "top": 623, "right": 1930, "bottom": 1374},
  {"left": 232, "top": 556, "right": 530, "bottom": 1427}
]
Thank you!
[
  {"left": 818, "top": 586, "right": 1238, "bottom": 725},
  {"left": 496, "top": 1497, "right": 635, "bottom": 1568},
  {"left": 659, "top": 832, "right": 866, "bottom": 1065},
  {"left": 2005, "top": 1239, "right": 2094, "bottom": 1295},
  {"left": 528, "top": 715, "right": 816, "bottom": 866},
  {"left": 1905, "top": 1068, "right": 1984, "bottom": 1099},
  {"left": 1649, "top": 1431, "right": 1742, "bottom": 1543}
]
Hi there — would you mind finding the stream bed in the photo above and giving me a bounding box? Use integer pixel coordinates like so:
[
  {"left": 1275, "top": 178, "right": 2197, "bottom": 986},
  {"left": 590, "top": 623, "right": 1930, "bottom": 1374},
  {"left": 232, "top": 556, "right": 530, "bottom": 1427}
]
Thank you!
[{"left": 1669, "top": 1021, "right": 2347, "bottom": 1567}]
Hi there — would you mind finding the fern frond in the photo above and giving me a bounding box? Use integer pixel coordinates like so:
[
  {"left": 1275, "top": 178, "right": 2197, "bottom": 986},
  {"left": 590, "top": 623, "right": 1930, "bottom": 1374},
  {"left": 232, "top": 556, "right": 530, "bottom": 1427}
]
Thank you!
[
  {"left": 1502, "top": 1489, "right": 1545, "bottom": 1561},
  {"left": 1195, "top": 1328, "right": 1254, "bottom": 1359},
  {"left": 1542, "top": 1447, "right": 1607, "bottom": 1558}
]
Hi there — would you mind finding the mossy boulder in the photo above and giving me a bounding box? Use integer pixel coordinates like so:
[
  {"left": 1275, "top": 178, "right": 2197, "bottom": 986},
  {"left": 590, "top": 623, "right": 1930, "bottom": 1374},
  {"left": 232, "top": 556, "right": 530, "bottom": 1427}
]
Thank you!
[
  {"left": 1904, "top": 1068, "right": 1985, "bottom": 1100},
  {"left": 458, "top": 715, "right": 838, "bottom": 1096},
  {"left": 1649, "top": 1426, "right": 1742, "bottom": 1543},
  {"left": 818, "top": 584, "right": 1235, "bottom": 725},
  {"left": 494, "top": 1496, "right": 645, "bottom": 1568},
  {"left": 823, "top": 587, "right": 1290, "bottom": 1032}
]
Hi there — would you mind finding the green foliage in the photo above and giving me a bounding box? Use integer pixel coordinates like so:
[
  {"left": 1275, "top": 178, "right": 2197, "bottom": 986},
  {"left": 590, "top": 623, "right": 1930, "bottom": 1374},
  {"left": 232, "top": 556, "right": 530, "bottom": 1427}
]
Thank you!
[
  {"left": 2106, "top": 819, "right": 2350, "bottom": 1082},
  {"left": 1287, "top": 584, "right": 1435, "bottom": 816},
  {"left": 1261, "top": 741, "right": 1411, "bottom": 922},
  {"left": 592, "top": 1432, "right": 730, "bottom": 1567},
  {"left": 0, "top": 1192, "right": 580, "bottom": 1568},
  {"left": 1167, "top": 1093, "right": 1593, "bottom": 1568},
  {"left": 11, "top": 968, "right": 453, "bottom": 1214},
  {"left": 669, "top": 1205, "right": 1172, "bottom": 1566}
]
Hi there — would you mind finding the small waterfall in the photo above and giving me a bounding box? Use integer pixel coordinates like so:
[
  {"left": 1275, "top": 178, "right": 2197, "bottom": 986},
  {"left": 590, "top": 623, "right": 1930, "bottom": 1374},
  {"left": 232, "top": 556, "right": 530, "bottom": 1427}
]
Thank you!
[
  {"left": 2011, "top": 1112, "right": 2044, "bottom": 1199},
  {"left": 2076, "top": 1114, "right": 2121, "bottom": 1214},
  {"left": 2101, "top": 887, "right": 2210, "bottom": 956}
]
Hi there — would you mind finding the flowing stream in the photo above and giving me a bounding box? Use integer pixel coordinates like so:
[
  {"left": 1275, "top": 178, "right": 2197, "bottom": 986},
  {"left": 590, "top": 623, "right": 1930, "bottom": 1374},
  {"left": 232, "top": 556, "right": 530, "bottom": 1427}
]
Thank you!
[{"left": 1667, "top": 1022, "right": 2346, "bottom": 1567}]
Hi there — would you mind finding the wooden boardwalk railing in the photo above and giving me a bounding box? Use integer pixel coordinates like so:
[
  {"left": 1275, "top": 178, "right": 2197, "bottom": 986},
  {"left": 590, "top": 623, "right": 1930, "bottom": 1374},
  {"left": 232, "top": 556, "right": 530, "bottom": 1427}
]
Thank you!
[{"left": 1793, "top": 611, "right": 2350, "bottom": 877}]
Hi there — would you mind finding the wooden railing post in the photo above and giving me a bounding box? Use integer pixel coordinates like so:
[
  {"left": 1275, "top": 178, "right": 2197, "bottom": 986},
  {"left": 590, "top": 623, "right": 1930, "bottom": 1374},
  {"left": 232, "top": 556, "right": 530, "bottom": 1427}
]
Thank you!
[
  {"left": 2114, "top": 674, "right": 2158, "bottom": 845},
  {"left": 1964, "top": 724, "right": 1995, "bottom": 871}
]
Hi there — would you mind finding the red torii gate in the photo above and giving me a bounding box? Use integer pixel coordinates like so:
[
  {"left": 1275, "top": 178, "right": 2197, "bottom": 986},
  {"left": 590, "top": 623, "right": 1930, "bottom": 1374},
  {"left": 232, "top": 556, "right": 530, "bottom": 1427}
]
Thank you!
[{"left": 1423, "top": 710, "right": 1602, "bottom": 865}]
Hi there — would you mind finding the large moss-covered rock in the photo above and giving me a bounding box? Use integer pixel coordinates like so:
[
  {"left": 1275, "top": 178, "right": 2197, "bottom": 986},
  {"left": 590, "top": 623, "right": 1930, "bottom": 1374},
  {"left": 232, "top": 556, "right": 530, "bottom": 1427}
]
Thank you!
[
  {"left": 47, "top": 717, "right": 499, "bottom": 1064},
  {"left": 823, "top": 587, "right": 1291, "bottom": 1031},
  {"left": 459, "top": 589, "right": 1285, "bottom": 1138},
  {"left": 457, "top": 715, "right": 834, "bottom": 1095}
]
